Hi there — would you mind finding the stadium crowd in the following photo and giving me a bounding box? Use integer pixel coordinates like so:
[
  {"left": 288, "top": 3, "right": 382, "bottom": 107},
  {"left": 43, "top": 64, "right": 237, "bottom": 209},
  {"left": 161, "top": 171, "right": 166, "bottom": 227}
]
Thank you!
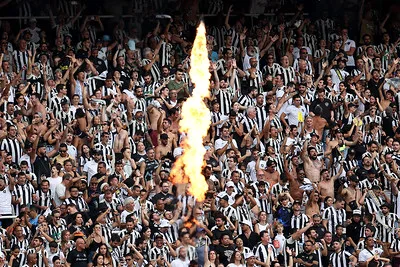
[{"left": 0, "top": 0, "right": 400, "bottom": 267}]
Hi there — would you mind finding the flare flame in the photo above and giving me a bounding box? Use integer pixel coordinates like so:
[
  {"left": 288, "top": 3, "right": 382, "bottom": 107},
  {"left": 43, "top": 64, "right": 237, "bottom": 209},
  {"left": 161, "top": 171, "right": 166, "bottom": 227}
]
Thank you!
[{"left": 169, "top": 22, "right": 210, "bottom": 201}]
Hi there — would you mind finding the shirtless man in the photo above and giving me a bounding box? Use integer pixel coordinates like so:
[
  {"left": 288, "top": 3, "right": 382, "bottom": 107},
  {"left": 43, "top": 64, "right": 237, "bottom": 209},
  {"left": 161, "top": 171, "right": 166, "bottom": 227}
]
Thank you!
[
  {"left": 22, "top": 93, "right": 47, "bottom": 118},
  {"left": 26, "top": 112, "right": 47, "bottom": 138},
  {"left": 341, "top": 175, "right": 362, "bottom": 212},
  {"left": 158, "top": 112, "right": 177, "bottom": 149},
  {"left": 113, "top": 118, "right": 129, "bottom": 159},
  {"left": 168, "top": 107, "right": 181, "bottom": 134},
  {"left": 284, "top": 166, "right": 307, "bottom": 201},
  {"left": 318, "top": 164, "right": 344, "bottom": 201},
  {"left": 311, "top": 107, "right": 328, "bottom": 139},
  {"left": 155, "top": 133, "right": 173, "bottom": 160},
  {"left": 264, "top": 160, "right": 280, "bottom": 186},
  {"left": 147, "top": 100, "right": 163, "bottom": 131},
  {"left": 301, "top": 140, "right": 324, "bottom": 183},
  {"left": 325, "top": 129, "right": 357, "bottom": 160}
]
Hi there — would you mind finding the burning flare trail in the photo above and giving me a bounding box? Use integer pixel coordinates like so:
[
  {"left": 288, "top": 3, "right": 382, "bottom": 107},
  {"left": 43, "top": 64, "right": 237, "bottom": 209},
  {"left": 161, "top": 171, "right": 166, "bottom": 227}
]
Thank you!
[{"left": 169, "top": 22, "right": 210, "bottom": 201}]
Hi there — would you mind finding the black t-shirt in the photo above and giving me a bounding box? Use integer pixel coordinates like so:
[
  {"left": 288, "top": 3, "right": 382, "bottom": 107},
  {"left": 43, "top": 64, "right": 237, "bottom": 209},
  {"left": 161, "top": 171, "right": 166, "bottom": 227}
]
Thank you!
[
  {"left": 33, "top": 155, "right": 51, "bottom": 183},
  {"left": 211, "top": 228, "right": 232, "bottom": 242},
  {"left": 296, "top": 252, "right": 318, "bottom": 267},
  {"left": 237, "top": 232, "right": 261, "bottom": 250},
  {"left": 66, "top": 249, "right": 88, "bottom": 267},
  {"left": 347, "top": 221, "right": 362, "bottom": 244},
  {"left": 214, "top": 244, "right": 235, "bottom": 266},
  {"left": 368, "top": 78, "right": 384, "bottom": 98}
]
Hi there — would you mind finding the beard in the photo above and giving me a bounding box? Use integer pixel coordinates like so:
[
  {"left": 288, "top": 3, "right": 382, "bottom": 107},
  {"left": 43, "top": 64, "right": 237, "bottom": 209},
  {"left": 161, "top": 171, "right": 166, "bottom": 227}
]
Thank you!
[{"left": 311, "top": 155, "right": 318, "bottom": 160}]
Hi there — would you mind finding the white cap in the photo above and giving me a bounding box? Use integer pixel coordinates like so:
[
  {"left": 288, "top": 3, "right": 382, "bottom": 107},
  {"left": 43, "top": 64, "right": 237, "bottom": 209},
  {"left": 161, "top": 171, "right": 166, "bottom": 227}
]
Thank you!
[
  {"left": 173, "top": 147, "right": 183, "bottom": 158},
  {"left": 244, "top": 252, "right": 255, "bottom": 259},
  {"left": 226, "top": 181, "right": 235, "bottom": 188},
  {"left": 159, "top": 219, "right": 171, "bottom": 228},
  {"left": 240, "top": 219, "right": 252, "bottom": 228}
]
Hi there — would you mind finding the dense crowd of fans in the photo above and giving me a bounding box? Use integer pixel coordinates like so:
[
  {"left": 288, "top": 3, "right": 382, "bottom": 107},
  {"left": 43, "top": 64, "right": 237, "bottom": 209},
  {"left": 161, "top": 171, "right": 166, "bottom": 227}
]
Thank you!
[{"left": 0, "top": 0, "right": 400, "bottom": 267}]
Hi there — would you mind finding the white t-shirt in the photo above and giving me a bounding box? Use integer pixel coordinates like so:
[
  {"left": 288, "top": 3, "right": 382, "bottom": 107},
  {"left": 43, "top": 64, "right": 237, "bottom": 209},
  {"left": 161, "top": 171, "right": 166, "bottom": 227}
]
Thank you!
[
  {"left": 343, "top": 39, "right": 356, "bottom": 66},
  {"left": 47, "top": 176, "right": 62, "bottom": 198},
  {"left": 0, "top": 185, "right": 12, "bottom": 214},
  {"left": 83, "top": 160, "right": 99, "bottom": 183},
  {"left": 283, "top": 104, "right": 307, "bottom": 127},
  {"left": 215, "top": 138, "right": 238, "bottom": 151},
  {"left": 54, "top": 183, "right": 66, "bottom": 207},
  {"left": 358, "top": 247, "right": 383, "bottom": 262},
  {"left": 171, "top": 258, "right": 190, "bottom": 267}
]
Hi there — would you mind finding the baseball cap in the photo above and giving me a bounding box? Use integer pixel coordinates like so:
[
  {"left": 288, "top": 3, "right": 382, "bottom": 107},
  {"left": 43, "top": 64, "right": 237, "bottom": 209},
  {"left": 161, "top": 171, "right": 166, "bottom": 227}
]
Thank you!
[
  {"left": 244, "top": 252, "right": 255, "bottom": 259},
  {"left": 349, "top": 175, "right": 359, "bottom": 182},
  {"left": 103, "top": 35, "right": 111, "bottom": 42},
  {"left": 159, "top": 219, "right": 171, "bottom": 228},
  {"left": 348, "top": 103, "right": 357, "bottom": 108},
  {"left": 293, "top": 200, "right": 302, "bottom": 206},
  {"left": 226, "top": 181, "right": 235, "bottom": 188},
  {"left": 310, "top": 132, "right": 319, "bottom": 139},
  {"left": 61, "top": 99, "right": 69, "bottom": 105},
  {"left": 353, "top": 209, "right": 362, "bottom": 216},
  {"left": 92, "top": 149, "right": 102, "bottom": 155},
  {"left": 240, "top": 219, "right": 252, "bottom": 227}
]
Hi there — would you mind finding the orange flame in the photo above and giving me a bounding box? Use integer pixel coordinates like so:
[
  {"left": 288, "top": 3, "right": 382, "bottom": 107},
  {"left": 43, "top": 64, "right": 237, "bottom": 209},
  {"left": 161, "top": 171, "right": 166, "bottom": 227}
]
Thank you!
[{"left": 169, "top": 22, "right": 210, "bottom": 202}]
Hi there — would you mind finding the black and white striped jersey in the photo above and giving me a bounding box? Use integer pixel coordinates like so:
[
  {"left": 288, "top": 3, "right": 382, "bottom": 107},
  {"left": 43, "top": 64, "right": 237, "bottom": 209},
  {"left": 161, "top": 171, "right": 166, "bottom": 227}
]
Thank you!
[
  {"left": 211, "top": 110, "right": 223, "bottom": 137},
  {"left": 209, "top": 26, "right": 225, "bottom": 49},
  {"left": 254, "top": 186, "right": 272, "bottom": 214},
  {"left": 274, "top": 66, "right": 296, "bottom": 85},
  {"left": 142, "top": 59, "right": 161, "bottom": 83},
  {"left": 218, "top": 205, "right": 238, "bottom": 224},
  {"left": 34, "top": 189, "right": 53, "bottom": 214},
  {"left": 10, "top": 236, "right": 29, "bottom": 252},
  {"left": 49, "top": 96, "right": 68, "bottom": 115},
  {"left": 303, "top": 33, "right": 318, "bottom": 55},
  {"left": 262, "top": 63, "right": 281, "bottom": 77},
  {"left": 25, "top": 247, "right": 48, "bottom": 267},
  {"left": 329, "top": 250, "right": 353, "bottom": 267},
  {"left": 63, "top": 196, "right": 89, "bottom": 212},
  {"left": 27, "top": 74, "right": 45, "bottom": 99},
  {"left": 55, "top": 109, "right": 74, "bottom": 131},
  {"left": 94, "top": 142, "right": 113, "bottom": 167},
  {"left": 364, "top": 196, "right": 384, "bottom": 215},
  {"left": 245, "top": 69, "right": 263, "bottom": 91},
  {"left": 377, "top": 43, "right": 392, "bottom": 70},
  {"left": 314, "top": 49, "right": 330, "bottom": 75},
  {"left": 315, "top": 19, "right": 335, "bottom": 42},
  {"left": 238, "top": 95, "right": 255, "bottom": 108},
  {"left": 224, "top": 28, "right": 240, "bottom": 48},
  {"left": 162, "top": 220, "right": 181, "bottom": 244},
  {"left": 149, "top": 245, "right": 171, "bottom": 262},
  {"left": 214, "top": 89, "right": 233, "bottom": 116},
  {"left": 351, "top": 68, "right": 366, "bottom": 81},
  {"left": 390, "top": 238, "right": 400, "bottom": 253},
  {"left": 253, "top": 242, "right": 277, "bottom": 263},
  {"left": 1, "top": 137, "right": 22, "bottom": 164},
  {"left": 159, "top": 41, "right": 173, "bottom": 67},
  {"left": 240, "top": 115, "right": 258, "bottom": 134},
  {"left": 377, "top": 213, "right": 399, "bottom": 243},
  {"left": 12, "top": 49, "right": 29, "bottom": 80},
  {"left": 322, "top": 206, "right": 346, "bottom": 234},
  {"left": 12, "top": 182, "right": 35, "bottom": 215},
  {"left": 119, "top": 229, "right": 141, "bottom": 255},
  {"left": 255, "top": 104, "right": 268, "bottom": 132}
]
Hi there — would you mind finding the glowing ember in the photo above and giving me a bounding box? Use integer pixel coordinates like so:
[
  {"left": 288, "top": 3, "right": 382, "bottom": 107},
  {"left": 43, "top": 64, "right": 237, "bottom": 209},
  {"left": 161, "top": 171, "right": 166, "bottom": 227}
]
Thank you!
[{"left": 169, "top": 22, "right": 210, "bottom": 201}]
